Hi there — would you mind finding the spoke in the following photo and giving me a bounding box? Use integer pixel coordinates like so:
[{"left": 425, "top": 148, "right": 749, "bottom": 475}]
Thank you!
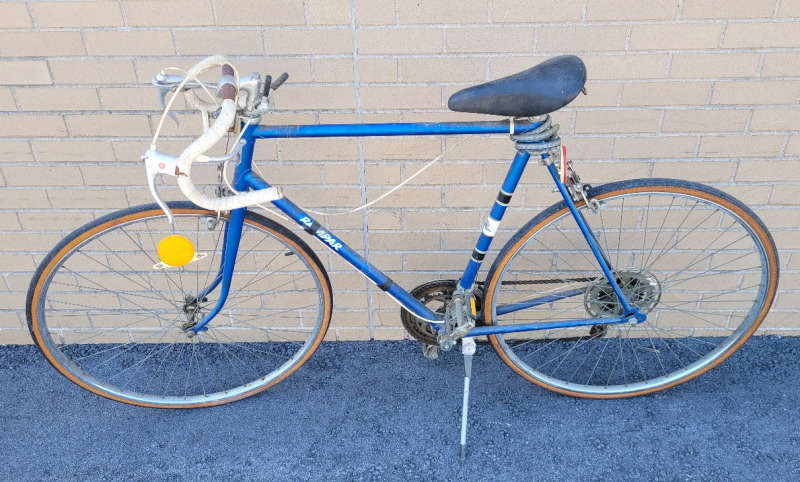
[
  {"left": 50, "top": 279, "right": 170, "bottom": 305},
  {"left": 642, "top": 196, "right": 677, "bottom": 269},
  {"left": 553, "top": 223, "right": 602, "bottom": 276},
  {"left": 540, "top": 329, "right": 595, "bottom": 379},
  {"left": 235, "top": 229, "right": 285, "bottom": 267},
  {"left": 200, "top": 216, "right": 226, "bottom": 303},
  {"left": 116, "top": 333, "right": 179, "bottom": 389},
  {"left": 185, "top": 340, "right": 199, "bottom": 397},
  {"left": 219, "top": 269, "right": 310, "bottom": 312},
  {"left": 616, "top": 197, "right": 625, "bottom": 269},
  {"left": 60, "top": 313, "right": 172, "bottom": 351},
  {"left": 644, "top": 323, "right": 670, "bottom": 377},
  {"left": 661, "top": 266, "right": 758, "bottom": 291},
  {"left": 60, "top": 253, "right": 179, "bottom": 312},
  {"left": 516, "top": 326, "right": 606, "bottom": 369},
  {"left": 142, "top": 331, "right": 185, "bottom": 394},
  {"left": 207, "top": 328, "right": 293, "bottom": 363},
  {"left": 597, "top": 204, "right": 612, "bottom": 264},
  {"left": 164, "top": 341, "right": 187, "bottom": 397},
  {"left": 643, "top": 202, "right": 717, "bottom": 273},
  {"left": 144, "top": 218, "right": 189, "bottom": 311},
  {"left": 566, "top": 336, "right": 602, "bottom": 384},
  {"left": 54, "top": 270, "right": 173, "bottom": 313},
  {"left": 200, "top": 330, "right": 262, "bottom": 380},
  {"left": 640, "top": 201, "right": 701, "bottom": 273},
  {"left": 657, "top": 228, "right": 747, "bottom": 288},
  {"left": 506, "top": 236, "right": 595, "bottom": 300},
  {"left": 227, "top": 305, "right": 317, "bottom": 327},
  {"left": 607, "top": 330, "right": 625, "bottom": 388},
  {"left": 80, "top": 324, "right": 177, "bottom": 371},
  {"left": 267, "top": 329, "right": 313, "bottom": 344},
  {"left": 625, "top": 327, "right": 648, "bottom": 383},
  {"left": 110, "top": 227, "right": 186, "bottom": 308},
  {"left": 225, "top": 249, "right": 293, "bottom": 305},
  {"left": 641, "top": 322, "right": 713, "bottom": 358},
  {"left": 586, "top": 335, "right": 613, "bottom": 386},
  {"left": 639, "top": 195, "right": 652, "bottom": 272}
]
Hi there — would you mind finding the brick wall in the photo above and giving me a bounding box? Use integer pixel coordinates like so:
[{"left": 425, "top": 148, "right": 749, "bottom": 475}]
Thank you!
[{"left": 1, "top": 0, "right": 799, "bottom": 343}]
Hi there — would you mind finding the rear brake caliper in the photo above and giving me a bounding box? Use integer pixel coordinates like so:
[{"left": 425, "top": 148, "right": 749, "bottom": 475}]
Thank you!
[{"left": 559, "top": 154, "right": 604, "bottom": 215}]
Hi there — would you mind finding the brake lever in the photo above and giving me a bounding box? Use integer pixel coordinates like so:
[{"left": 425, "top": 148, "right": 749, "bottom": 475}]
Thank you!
[
  {"left": 142, "top": 140, "right": 246, "bottom": 225},
  {"left": 157, "top": 87, "right": 180, "bottom": 127},
  {"left": 142, "top": 148, "right": 179, "bottom": 225},
  {"left": 153, "top": 71, "right": 218, "bottom": 127}
]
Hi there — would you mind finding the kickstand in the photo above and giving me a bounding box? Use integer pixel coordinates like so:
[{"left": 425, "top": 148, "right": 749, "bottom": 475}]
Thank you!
[{"left": 459, "top": 337, "right": 476, "bottom": 461}]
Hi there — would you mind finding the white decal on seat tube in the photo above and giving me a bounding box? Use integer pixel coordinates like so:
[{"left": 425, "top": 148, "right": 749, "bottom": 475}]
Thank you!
[{"left": 482, "top": 217, "right": 500, "bottom": 237}]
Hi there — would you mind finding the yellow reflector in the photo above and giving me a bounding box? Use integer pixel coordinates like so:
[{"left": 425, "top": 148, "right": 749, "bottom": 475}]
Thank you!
[{"left": 157, "top": 235, "right": 195, "bottom": 267}]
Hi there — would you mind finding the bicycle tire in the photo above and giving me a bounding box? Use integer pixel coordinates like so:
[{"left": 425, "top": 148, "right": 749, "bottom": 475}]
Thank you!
[
  {"left": 26, "top": 202, "right": 332, "bottom": 408},
  {"left": 483, "top": 178, "right": 779, "bottom": 398}
]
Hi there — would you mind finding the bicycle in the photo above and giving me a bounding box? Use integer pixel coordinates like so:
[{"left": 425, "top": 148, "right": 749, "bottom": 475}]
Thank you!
[{"left": 26, "top": 55, "right": 779, "bottom": 430}]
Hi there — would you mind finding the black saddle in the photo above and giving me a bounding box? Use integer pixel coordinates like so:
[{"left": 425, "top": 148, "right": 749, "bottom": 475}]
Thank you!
[{"left": 448, "top": 55, "right": 586, "bottom": 118}]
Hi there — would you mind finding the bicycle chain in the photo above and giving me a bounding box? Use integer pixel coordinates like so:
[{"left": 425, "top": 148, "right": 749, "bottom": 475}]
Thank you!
[{"left": 476, "top": 276, "right": 593, "bottom": 287}]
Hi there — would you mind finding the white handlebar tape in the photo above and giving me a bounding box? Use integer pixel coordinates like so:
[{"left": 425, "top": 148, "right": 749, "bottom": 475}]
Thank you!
[
  {"left": 184, "top": 89, "right": 218, "bottom": 112},
  {"left": 176, "top": 99, "right": 282, "bottom": 211}
]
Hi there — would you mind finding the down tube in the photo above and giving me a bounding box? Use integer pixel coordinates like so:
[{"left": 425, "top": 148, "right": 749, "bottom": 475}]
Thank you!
[{"left": 244, "top": 172, "right": 441, "bottom": 323}]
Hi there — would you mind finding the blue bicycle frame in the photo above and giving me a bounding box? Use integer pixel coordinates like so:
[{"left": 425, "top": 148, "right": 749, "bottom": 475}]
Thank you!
[{"left": 190, "top": 118, "right": 641, "bottom": 336}]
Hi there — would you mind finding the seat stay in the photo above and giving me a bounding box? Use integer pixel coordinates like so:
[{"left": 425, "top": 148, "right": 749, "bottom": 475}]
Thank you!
[{"left": 546, "top": 163, "right": 639, "bottom": 318}]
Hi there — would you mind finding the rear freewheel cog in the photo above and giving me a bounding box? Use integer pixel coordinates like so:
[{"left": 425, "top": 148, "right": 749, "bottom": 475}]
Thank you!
[{"left": 400, "top": 280, "right": 458, "bottom": 345}]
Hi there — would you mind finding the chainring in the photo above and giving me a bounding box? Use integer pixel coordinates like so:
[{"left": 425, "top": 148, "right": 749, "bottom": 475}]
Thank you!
[{"left": 400, "top": 280, "right": 458, "bottom": 346}]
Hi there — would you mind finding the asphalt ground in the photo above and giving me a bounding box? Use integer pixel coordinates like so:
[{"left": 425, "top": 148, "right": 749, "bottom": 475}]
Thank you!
[{"left": 2, "top": 336, "right": 799, "bottom": 481}]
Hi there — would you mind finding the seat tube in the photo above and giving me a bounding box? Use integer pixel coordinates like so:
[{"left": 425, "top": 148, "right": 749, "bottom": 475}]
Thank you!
[{"left": 459, "top": 150, "right": 531, "bottom": 290}]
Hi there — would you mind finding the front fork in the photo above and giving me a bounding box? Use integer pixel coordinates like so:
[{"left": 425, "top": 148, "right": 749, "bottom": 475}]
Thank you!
[{"left": 185, "top": 206, "right": 247, "bottom": 335}]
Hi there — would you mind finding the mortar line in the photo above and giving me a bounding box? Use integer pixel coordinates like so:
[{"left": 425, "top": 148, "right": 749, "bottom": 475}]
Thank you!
[{"left": 348, "top": 0, "right": 374, "bottom": 339}]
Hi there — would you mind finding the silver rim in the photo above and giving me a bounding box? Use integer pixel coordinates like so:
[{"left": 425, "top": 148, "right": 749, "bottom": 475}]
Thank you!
[
  {"left": 490, "top": 186, "right": 772, "bottom": 396},
  {"left": 35, "top": 211, "right": 327, "bottom": 406}
]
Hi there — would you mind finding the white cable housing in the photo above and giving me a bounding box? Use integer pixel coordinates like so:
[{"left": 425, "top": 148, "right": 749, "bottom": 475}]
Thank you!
[{"left": 175, "top": 98, "right": 282, "bottom": 211}]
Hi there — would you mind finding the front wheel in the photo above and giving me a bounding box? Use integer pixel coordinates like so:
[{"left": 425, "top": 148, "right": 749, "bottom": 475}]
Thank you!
[
  {"left": 27, "top": 202, "right": 333, "bottom": 408},
  {"left": 484, "top": 179, "right": 779, "bottom": 398}
]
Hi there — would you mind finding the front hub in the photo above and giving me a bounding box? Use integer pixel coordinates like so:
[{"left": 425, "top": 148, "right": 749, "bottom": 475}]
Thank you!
[{"left": 181, "top": 294, "right": 208, "bottom": 333}]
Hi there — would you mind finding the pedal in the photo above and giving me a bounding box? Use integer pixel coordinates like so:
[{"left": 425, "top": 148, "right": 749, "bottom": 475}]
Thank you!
[
  {"left": 437, "top": 291, "right": 476, "bottom": 349},
  {"left": 450, "top": 318, "right": 475, "bottom": 341},
  {"left": 422, "top": 344, "right": 439, "bottom": 360}
]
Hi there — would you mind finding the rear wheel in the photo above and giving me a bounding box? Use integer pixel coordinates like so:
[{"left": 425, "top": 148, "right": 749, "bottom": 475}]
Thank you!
[
  {"left": 484, "top": 179, "right": 779, "bottom": 398},
  {"left": 27, "top": 202, "right": 332, "bottom": 408}
]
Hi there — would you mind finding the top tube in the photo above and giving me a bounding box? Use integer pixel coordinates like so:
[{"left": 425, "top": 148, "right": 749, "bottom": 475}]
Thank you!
[{"left": 252, "top": 119, "right": 542, "bottom": 139}]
